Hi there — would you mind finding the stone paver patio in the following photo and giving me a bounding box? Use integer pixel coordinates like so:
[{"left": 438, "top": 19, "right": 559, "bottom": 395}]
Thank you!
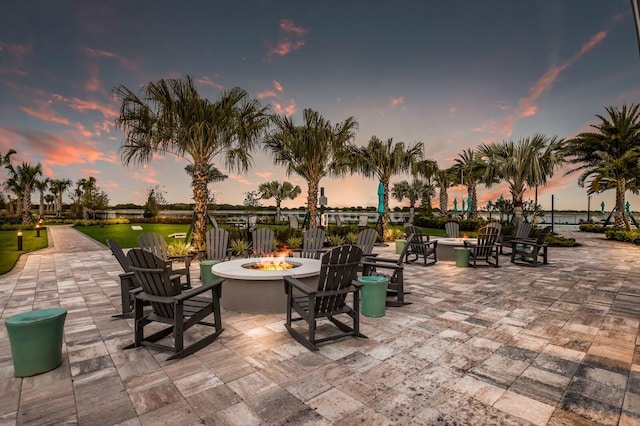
[{"left": 1, "top": 225, "right": 639, "bottom": 425}]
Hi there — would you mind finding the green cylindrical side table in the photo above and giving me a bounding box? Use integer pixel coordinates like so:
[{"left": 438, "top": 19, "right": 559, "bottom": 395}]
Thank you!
[
  {"left": 454, "top": 247, "right": 470, "bottom": 267},
  {"left": 6, "top": 308, "right": 67, "bottom": 377},
  {"left": 358, "top": 276, "right": 389, "bottom": 317},
  {"left": 200, "top": 260, "right": 221, "bottom": 284},
  {"left": 395, "top": 239, "right": 406, "bottom": 255}
]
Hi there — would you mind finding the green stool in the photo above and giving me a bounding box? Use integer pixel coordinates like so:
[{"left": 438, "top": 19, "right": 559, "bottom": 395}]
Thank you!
[
  {"left": 358, "top": 276, "right": 389, "bottom": 317},
  {"left": 200, "top": 260, "right": 221, "bottom": 284},
  {"left": 395, "top": 239, "right": 406, "bottom": 255},
  {"left": 6, "top": 308, "right": 67, "bottom": 377},
  {"left": 454, "top": 247, "right": 470, "bottom": 267}
]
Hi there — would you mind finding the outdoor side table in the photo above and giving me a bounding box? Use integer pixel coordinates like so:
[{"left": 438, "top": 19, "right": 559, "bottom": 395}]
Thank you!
[
  {"left": 358, "top": 276, "right": 389, "bottom": 317},
  {"left": 6, "top": 308, "right": 67, "bottom": 377},
  {"left": 200, "top": 260, "right": 221, "bottom": 285},
  {"left": 454, "top": 247, "right": 470, "bottom": 267}
]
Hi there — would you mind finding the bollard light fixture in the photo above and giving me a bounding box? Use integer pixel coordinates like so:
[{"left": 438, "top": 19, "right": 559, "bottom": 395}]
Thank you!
[
  {"left": 17, "top": 230, "right": 23, "bottom": 251},
  {"left": 36, "top": 224, "right": 41, "bottom": 237}
]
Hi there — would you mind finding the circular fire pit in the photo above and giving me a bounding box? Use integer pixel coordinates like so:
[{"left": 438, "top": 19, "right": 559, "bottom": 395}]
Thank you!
[
  {"left": 434, "top": 238, "right": 477, "bottom": 262},
  {"left": 210, "top": 257, "right": 321, "bottom": 314}
]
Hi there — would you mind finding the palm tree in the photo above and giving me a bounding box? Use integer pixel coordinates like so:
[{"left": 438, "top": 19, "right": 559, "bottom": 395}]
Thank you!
[
  {"left": 49, "top": 178, "right": 72, "bottom": 217},
  {"left": 434, "top": 167, "right": 454, "bottom": 215},
  {"left": 264, "top": 108, "right": 358, "bottom": 229},
  {"left": 564, "top": 104, "right": 640, "bottom": 230},
  {"left": 451, "top": 148, "right": 486, "bottom": 219},
  {"left": 33, "top": 177, "right": 49, "bottom": 218},
  {"left": 348, "top": 136, "right": 423, "bottom": 236},
  {"left": 391, "top": 179, "right": 430, "bottom": 223},
  {"left": 413, "top": 159, "right": 438, "bottom": 214},
  {"left": 258, "top": 181, "right": 302, "bottom": 222},
  {"left": 6, "top": 162, "right": 43, "bottom": 224},
  {"left": 44, "top": 194, "right": 55, "bottom": 213},
  {"left": 114, "top": 76, "right": 271, "bottom": 249},
  {"left": 480, "top": 134, "right": 565, "bottom": 227}
]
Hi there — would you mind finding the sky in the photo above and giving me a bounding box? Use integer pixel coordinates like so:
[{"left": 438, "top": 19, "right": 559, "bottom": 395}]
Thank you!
[{"left": 1, "top": 1, "right": 639, "bottom": 212}]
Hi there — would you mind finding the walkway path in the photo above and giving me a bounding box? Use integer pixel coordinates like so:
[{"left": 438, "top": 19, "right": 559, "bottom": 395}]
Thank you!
[{"left": 0, "top": 226, "right": 639, "bottom": 425}]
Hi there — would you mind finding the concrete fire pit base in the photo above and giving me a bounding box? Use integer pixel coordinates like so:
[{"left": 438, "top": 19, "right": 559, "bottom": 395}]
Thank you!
[{"left": 210, "top": 258, "right": 321, "bottom": 314}]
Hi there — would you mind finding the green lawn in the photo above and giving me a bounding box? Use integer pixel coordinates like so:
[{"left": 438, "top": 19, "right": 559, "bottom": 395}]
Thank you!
[
  {"left": 75, "top": 224, "right": 191, "bottom": 248},
  {"left": 0, "top": 229, "right": 49, "bottom": 275}
]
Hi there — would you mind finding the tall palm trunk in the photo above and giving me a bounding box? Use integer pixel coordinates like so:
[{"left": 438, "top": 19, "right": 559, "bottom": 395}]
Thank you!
[
  {"left": 615, "top": 179, "right": 629, "bottom": 230},
  {"left": 409, "top": 204, "right": 415, "bottom": 224},
  {"left": 192, "top": 164, "right": 210, "bottom": 250},
  {"left": 382, "top": 180, "right": 390, "bottom": 236},
  {"left": 512, "top": 190, "right": 524, "bottom": 228},
  {"left": 439, "top": 188, "right": 448, "bottom": 216},
  {"left": 468, "top": 183, "right": 478, "bottom": 219},
  {"left": 22, "top": 185, "right": 32, "bottom": 224},
  {"left": 308, "top": 180, "right": 319, "bottom": 228},
  {"left": 39, "top": 190, "right": 45, "bottom": 218}
]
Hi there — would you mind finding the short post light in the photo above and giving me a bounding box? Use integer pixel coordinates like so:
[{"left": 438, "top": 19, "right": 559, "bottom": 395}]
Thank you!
[
  {"left": 17, "top": 230, "right": 23, "bottom": 251},
  {"left": 36, "top": 223, "right": 41, "bottom": 237}
]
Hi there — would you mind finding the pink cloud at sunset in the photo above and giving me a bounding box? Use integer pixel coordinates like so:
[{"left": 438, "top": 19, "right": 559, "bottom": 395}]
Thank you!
[
  {"left": 390, "top": 97, "right": 404, "bottom": 108},
  {"left": 21, "top": 101, "right": 71, "bottom": 126},
  {"left": 266, "top": 19, "right": 309, "bottom": 58},
  {"left": 497, "top": 30, "right": 608, "bottom": 137},
  {"left": 196, "top": 75, "right": 224, "bottom": 91},
  {"left": 0, "top": 127, "right": 106, "bottom": 167},
  {"left": 255, "top": 171, "right": 273, "bottom": 180}
]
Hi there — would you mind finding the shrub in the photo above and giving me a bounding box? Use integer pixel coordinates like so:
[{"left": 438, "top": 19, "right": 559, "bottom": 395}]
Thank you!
[
  {"left": 605, "top": 229, "right": 640, "bottom": 244},
  {"left": 384, "top": 228, "right": 404, "bottom": 241},
  {"left": 328, "top": 234, "right": 345, "bottom": 246},
  {"left": 167, "top": 240, "right": 191, "bottom": 256},
  {"left": 345, "top": 232, "right": 358, "bottom": 244},
  {"left": 286, "top": 236, "right": 302, "bottom": 249},
  {"left": 230, "top": 238, "right": 250, "bottom": 256},
  {"left": 579, "top": 224, "right": 606, "bottom": 233}
]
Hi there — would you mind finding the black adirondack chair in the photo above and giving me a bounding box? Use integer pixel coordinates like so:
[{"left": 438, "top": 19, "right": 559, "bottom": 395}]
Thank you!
[
  {"left": 250, "top": 228, "right": 275, "bottom": 257},
  {"left": 137, "top": 232, "right": 192, "bottom": 288},
  {"left": 445, "top": 221, "right": 460, "bottom": 238},
  {"left": 205, "top": 228, "right": 232, "bottom": 261},
  {"left": 356, "top": 228, "right": 378, "bottom": 258},
  {"left": 511, "top": 226, "right": 552, "bottom": 266},
  {"left": 284, "top": 245, "right": 366, "bottom": 351},
  {"left": 403, "top": 225, "right": 438, "bottom": 265},
  {"left": 296, "top": 228, "right": 326, "bottom": 259},
  {"left": 464, "top": 225, "right": 500, "bottom": 267},
  {"left": 361, "top": 233, "right": 417, "bottom": 307},
  {"left": 107, "top": 239, "right": 137, "bottom": 319},
  {"left": 500, "top": 222, "right": 532, "bottom": 255},
  {"left": 124, "top": 248, "right": 224, "bottom": 360}
]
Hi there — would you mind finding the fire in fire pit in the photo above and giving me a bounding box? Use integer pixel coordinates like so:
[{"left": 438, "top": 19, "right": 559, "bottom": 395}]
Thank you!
[{"left": 243, "top": 260, "right": 301, "bottom": 271}]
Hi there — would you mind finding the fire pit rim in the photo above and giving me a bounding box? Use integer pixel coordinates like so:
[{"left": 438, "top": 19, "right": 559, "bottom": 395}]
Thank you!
[{"left": 210, "top": 257, "right": 321, "bottom": 281}]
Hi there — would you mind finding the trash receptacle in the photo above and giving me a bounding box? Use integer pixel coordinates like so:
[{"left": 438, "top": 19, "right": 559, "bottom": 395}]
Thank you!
[
  {"left": 454, "top": 247, "right": 470, "bottom": 267},
  {"left": 395, "top": 239, "right": 406, "bottom": 255},
  {"left": 358, "top": 276, "right": 389, "bottom": 317},
  {"left": 200, "top": 260, "right": 221, "bottom": 284},
  {"left": 6, "top": 308, "right": 67, "bottom": 377}
]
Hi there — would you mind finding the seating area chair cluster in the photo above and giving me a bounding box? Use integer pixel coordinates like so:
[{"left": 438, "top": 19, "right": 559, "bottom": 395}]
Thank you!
[{"left": 107, "top": 220, "right": 553, "bottom": 357}]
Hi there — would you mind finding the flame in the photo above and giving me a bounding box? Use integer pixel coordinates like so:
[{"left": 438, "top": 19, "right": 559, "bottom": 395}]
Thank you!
[
  {"left": 462, "top": 233, "right": 469, "bottom": 238},
  {"left": 252, "top": 247, "right": 295, "bottom": 270}
]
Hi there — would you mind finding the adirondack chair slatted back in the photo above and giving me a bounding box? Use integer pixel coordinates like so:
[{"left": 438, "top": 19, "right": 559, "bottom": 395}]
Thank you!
[
  {"left": 537, "top": 226, "right": 552, "bottom": 245},
  {"left": 126, "top": 248, "right": 181, "bottom": 318},
  {"left": 357, "top": 215, "right": 369, "bottom": 227},
  {"left": 252, "top": 228, "right": 275, "bottom": 256},
  {"left": 301, "top": 228, "right": 326, "bottom": 258},
  {"left": 108, "top": 239, "right": 131, "bottom": 273},
  {"left": 486, "top": 222, "right": 502, "bottom": 236},
  {"left": 404, "top": 225, "right": 429, "bottom": 255},
  {"left": 206, "top": 229, "right": 230, "bottom": 261},
  {"left": 475, "top": 225, "right": 499, "bottom": 257},
  {"left": 315, "top": 245, "right": 363, "bottom": 314},
  {"left": 515, "top": 223, "right": 532, "bottom": 239},
  {"left": 445, "top": 221, "right": 459, "bottom": 238},
  {"left": 247, "top": 215, "right": 258, "bottom": 233},
  {"left": 335, "top": 215, "right": 344, "bottom": 227},
  {"left": 137, "top": 232, "right": 169, "bottom": 260},
  {"left": 356, "top": 228, "right": 378, "bottom": 256}
]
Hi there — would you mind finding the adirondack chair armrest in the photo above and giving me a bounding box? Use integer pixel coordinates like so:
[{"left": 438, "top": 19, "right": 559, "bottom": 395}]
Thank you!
[
  {"left": 168, "top": 254, "right": 192, "bottom": 266},
  {"left": 136, "top": 292, "right": 175, "bottom": 304},
  {"left": 364, "top": 256, "right": 399, "bottom": 264},
  {"left": 361, "top": 259, "right": 403, "bottom": 271},
  {"left": 283, "top": 275, "right": 316, "bottom": 295},
  {"left": 176, "top": 278, "right": 223, "bottom": 301},
  {"left": 315, "top": 284, "right": 360, "bottom": 298}
]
